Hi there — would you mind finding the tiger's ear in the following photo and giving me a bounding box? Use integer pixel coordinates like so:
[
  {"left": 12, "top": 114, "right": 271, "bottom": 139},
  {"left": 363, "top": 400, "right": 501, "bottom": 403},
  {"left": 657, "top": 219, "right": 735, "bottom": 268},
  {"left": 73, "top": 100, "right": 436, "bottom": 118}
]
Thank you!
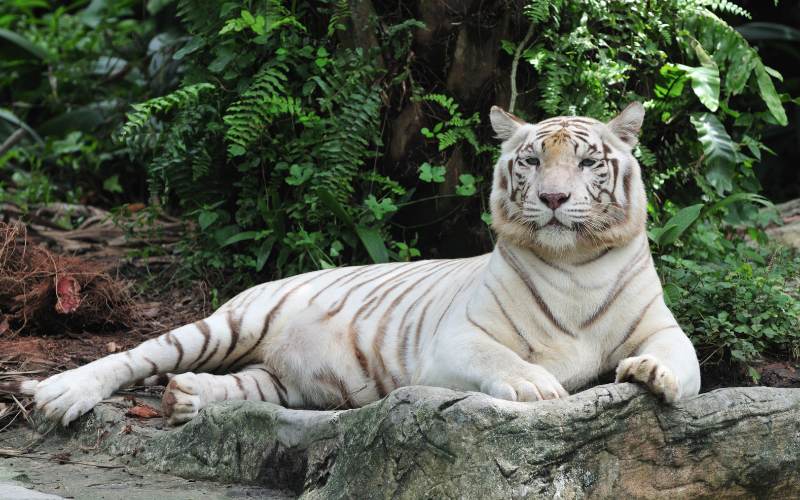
[
  {"left": 607, "top": 102, "right": 645, "bottom": 148},
  {"left": 490, "top": 106, "right": 526, "bottom": 141}
]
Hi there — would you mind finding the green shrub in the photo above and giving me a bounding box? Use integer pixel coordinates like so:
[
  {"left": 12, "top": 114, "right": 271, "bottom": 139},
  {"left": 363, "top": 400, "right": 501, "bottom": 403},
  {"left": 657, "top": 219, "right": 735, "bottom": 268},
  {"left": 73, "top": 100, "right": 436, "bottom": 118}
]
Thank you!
[
  {"left": 659, "top": 238, "right": 800, "bottom": 377},
  {"left": 0, "top": 0, "right": 170, "bottom": 208}
]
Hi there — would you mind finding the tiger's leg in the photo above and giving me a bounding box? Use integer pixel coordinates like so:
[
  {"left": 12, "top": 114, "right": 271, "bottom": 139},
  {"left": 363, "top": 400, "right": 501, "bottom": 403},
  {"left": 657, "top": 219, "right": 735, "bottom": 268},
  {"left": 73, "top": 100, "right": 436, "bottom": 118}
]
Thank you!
[
  {"left": 161, "top": 364, "right": 293, "bottom": 425},
  {"left": 33, "top": 312, "right": 260, "bottom": 426},
  {"left": 615, "top": 326, "right": 701, "bottom": 402},
  {"left": 418, "top": 326, "right": 568, "bottom": 402}
]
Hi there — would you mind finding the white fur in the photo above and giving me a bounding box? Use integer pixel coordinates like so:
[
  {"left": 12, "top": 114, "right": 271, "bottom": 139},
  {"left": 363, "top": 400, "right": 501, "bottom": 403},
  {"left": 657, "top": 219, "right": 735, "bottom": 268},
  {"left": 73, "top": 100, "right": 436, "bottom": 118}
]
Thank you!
[{"left": 29, "top": 105, "right": 701, "bottom": 426}]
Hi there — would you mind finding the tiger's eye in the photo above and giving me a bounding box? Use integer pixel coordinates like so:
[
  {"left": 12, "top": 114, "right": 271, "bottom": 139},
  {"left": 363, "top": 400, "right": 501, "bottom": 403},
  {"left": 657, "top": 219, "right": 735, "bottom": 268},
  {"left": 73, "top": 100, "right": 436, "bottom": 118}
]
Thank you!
[
  {"left": 522, "top": 157, "right": 540, "bottom": 167},
  {"left": 579, "top": 159, "right": 596, "bottom": 168}
]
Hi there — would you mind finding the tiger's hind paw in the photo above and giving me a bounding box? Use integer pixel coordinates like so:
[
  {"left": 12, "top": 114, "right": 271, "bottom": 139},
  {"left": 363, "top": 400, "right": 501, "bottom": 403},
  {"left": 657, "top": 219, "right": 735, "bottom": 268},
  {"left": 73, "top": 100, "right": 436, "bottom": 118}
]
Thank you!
[
  {"left": 616, "top": 354, "right": 680, "bottom": 403},
  {"left": 161, "top": 373, "right": 207, "bottom": 426}
]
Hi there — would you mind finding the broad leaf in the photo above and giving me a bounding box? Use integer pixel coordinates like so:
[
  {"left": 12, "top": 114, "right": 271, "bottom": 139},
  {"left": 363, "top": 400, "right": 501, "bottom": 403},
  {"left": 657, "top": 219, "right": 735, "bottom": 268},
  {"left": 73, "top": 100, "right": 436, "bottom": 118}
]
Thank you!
[
  {"left": 690, "top": 113, "right": 737, "bottom": 195},
  {"left": 317, "top": 189, "right": 353, "bottom": 226},
  {"left": 754, "top": 61, "right": 788, "bottom": 126},
  {"left": 649, "top": 204, "right": 704, "bottom": 247},
  {"left": 0, "top": 28, "right": 49, "bottom": 61},
  {"left": 0, "top": 108, "right": 43, "bottom": 145},
  {"left": 221, "top": 231, "right": 260, "bottom": 247},
  {"left": 676, "top": 41, "right": 720, "bottom": 112},
  {"left": 355, "top": 225, "right": 389, "bottom": 263}
]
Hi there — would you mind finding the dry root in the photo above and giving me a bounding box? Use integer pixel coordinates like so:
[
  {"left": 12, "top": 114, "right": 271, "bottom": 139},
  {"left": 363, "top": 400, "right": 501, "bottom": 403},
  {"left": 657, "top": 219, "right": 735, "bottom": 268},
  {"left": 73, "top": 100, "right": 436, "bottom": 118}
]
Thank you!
[{"left": 0, "top": 222, "right": 140, "bottom": 336}]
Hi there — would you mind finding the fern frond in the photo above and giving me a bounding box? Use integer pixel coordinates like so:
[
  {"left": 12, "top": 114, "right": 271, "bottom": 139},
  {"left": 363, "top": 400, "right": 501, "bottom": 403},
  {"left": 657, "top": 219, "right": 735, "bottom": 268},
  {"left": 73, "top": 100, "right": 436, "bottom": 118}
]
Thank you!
[
  {"left": 327, "top": 0, "right": 349, "bottom": 36},
  {"left": 223, "top": 62, "right": 299, "bottom": 156},
  {"left": 524, "top": 0, "right": 564, "bottom": 25},
  {"left": 696, "top": 0, "right": 751, "bottom": 19},
  {"left": 118, "top": 83, "right": 215, "bottom": 142}
]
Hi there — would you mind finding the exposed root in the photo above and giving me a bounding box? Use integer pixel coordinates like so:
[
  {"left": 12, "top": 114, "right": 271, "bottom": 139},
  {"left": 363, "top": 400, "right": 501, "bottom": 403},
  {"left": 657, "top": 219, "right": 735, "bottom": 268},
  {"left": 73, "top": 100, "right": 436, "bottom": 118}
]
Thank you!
[{"left": 0, "top": 221, "right": 142, "bottom": 336}]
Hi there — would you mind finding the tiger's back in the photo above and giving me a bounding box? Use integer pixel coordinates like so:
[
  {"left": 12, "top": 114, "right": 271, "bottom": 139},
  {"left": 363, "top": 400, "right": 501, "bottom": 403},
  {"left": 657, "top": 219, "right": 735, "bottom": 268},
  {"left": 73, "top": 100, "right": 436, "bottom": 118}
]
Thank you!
[{"left": 212, "top": 256, "right": 488, "bottom": 409}]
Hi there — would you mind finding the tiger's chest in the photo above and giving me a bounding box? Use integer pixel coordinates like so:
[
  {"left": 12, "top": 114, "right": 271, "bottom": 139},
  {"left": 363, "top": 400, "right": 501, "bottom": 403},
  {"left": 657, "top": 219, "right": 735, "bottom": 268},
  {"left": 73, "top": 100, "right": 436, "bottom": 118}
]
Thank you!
[{"left": 472, "top": 236, "right": 658, "bottom": 389}]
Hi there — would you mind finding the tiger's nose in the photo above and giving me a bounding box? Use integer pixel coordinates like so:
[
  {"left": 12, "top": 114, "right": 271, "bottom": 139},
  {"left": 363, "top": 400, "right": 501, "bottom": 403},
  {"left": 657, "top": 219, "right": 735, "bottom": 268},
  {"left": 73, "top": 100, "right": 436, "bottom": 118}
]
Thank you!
[{"left": 539, "top": 192, "right": 571, "bottom": 210}]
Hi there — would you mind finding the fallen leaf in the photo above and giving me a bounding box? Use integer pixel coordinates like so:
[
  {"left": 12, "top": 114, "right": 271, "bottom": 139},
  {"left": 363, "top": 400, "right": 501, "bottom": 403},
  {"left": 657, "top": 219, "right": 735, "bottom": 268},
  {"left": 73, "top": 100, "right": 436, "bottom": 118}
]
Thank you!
[
  {"left": 106, "top": 341, "right": 118, "bottom": 353},
  {"left": 0, "top": 316, "right": 9, "bottom": 335},
  {"left": 126, "top": 404, "right": 161, "bottom": 419}
]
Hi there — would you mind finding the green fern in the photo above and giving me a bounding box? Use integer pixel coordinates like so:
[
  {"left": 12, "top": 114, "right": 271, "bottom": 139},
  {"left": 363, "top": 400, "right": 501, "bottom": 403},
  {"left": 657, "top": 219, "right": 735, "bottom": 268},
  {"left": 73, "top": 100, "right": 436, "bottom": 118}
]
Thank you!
[
  {"left": 524, "top": 0, "right": 564, "bottom": 24},
  {"left": 223, "top": 62, "right": 300, "bottom": 157},
  {"left": 118, "top": 83, "right": 215, "bottom": 141},
  {"left": 308, "top": 52, "right": 383, "bottom": 204},
  {"left": 327, "top": 0, "right": 349, "bottom": 36},
  {"left": 420, "top": 93, "right": 492, "bottom": 154},
  {"left": 695, "top": 0, "right": 751, "bottom": 19}
]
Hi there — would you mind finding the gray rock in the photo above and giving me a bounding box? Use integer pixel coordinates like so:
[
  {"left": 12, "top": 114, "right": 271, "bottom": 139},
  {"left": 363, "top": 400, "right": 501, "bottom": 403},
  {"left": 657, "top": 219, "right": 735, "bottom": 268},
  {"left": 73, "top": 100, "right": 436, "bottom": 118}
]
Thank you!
[
  {"left": 38, "top": 383, "right": 800, "bottom": 498},
  {"left": 767, "top": 198, "right": 800, "bottom": 249}
]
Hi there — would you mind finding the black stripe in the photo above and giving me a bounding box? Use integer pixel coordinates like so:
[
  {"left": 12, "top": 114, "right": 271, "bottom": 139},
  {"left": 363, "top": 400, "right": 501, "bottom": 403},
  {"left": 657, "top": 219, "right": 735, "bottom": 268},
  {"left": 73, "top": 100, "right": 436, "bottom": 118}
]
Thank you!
[
  {"left": 611, "top": 293, "right": 664, "bottom": 356},
  {"left": 484, "top": 281, "right": 535, "bottom": 357},
  {"left": 193, "top": 320, "right": 211, "bottom": 369},
  {"left": 266, "top": 369, "right": 289, "bottom": 407},
  {"left": 497, "top": 244, "right": 576, "bottom": 338},
  {"left": 222, "top": 310, "right": 241, "bottom": 365}
]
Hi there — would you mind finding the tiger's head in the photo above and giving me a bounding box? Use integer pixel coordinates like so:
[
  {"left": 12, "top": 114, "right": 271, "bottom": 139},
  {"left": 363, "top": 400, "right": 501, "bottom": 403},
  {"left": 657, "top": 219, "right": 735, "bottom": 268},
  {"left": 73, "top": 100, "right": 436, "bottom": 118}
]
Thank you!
[{"left": 489, "top": 102, "right": 647, "bottom": 255}]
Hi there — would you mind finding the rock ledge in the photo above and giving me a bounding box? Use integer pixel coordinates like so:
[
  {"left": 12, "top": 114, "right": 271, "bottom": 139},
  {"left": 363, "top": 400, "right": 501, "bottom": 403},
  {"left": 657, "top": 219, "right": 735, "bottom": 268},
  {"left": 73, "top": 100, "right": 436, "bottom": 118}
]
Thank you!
[{"left": 53, "top": 383, "right": 800, "bottom": 498}]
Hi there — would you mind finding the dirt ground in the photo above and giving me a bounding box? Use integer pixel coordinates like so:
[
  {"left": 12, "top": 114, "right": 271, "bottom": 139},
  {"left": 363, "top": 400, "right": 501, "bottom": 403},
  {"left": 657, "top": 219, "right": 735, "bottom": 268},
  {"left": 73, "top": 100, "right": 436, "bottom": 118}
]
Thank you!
[{"left": 0, "top": 203, "right": 213, "bottom": 431}]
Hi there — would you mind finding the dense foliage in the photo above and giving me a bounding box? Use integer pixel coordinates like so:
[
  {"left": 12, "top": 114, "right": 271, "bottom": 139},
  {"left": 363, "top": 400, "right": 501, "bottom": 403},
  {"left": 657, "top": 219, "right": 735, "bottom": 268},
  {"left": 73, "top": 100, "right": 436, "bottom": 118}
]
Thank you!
[{"left": 0, "top": 0, "right": 797, "bottom": 374}]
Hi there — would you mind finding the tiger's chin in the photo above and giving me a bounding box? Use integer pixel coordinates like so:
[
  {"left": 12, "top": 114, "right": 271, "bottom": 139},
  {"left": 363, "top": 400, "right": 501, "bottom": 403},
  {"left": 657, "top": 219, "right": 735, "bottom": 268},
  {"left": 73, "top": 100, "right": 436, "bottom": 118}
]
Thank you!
[{"left": 534, "top": 225, "right": 579, "bottom": 251}]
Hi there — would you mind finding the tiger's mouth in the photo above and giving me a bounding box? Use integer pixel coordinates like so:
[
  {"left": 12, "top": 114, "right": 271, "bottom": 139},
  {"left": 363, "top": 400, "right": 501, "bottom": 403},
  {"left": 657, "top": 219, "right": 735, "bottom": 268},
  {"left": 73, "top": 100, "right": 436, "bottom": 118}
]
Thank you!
[{"left": 544, "top": 218, "right": 572, "bottom": 230}]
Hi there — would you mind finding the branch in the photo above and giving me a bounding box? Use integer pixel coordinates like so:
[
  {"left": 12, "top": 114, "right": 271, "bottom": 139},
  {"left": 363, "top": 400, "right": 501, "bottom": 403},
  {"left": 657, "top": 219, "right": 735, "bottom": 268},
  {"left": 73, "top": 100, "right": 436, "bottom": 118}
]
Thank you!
[{"left": 509, "top": 22, "right": 536, "bottom": 114}]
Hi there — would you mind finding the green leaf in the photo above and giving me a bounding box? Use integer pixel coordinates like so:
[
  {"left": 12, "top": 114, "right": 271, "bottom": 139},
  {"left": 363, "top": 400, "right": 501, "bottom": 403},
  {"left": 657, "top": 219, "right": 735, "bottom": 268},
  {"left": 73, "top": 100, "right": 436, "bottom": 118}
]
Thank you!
[
  {"left": 456, "top": 174, "right": 477, "bottom": 196},
  {"left": 0, "top": 28, "right": 49, "bottom": 61},
  {"left": 650, "top": 204, "right": 703, "bottom": 247},
  {"left": 38, "top": 106, "right": 107, "bottom": 136},
  {"left": 102, "top": 175, "right": 123, "bottom": 194},
  {"left": 256, "top": 236, "right": 276, "bottom": 272},
  {"left": 690, "top": 113, "right": 737, "bottom": 195},
  {"left": 198, "top": 211, "right": 219, "bottom": 230},
  {"left": 317, "top": 189, "right": 353, "bottom": 226},
  {"left": 355, "top": 225, "right": 389, "bottom": 263},
  {"left": 418, "top": 162, "right": 446, "bottom": 183},
  {"left": 285, "top": 163, "right": 313, "bottom": 186},
  {"left": 213, "top": 225, "right": 240, "bottom": 246},
  {"left": 676, "top": 41, "right": 720, "bottom": 112},
  {"left": 753, "top": 61, "right": 788, "bottom": 126},
  {"left": 0, "top": 108, "right": 43, "bottom": 145},
  {"left": 737, "top": 22, "right": 800, "bottom": 42},
  {"left": 221, "top": 231, "right": 259, "bottom": 247},
  {"left": 365, "top": 195, "right": 398, "bottom": 220},
  {"left": 173, "top": 37, "right": 205, "bottom": 61},
  {"left": 710, "top": 192, "right": 773, "bottom": 213}
]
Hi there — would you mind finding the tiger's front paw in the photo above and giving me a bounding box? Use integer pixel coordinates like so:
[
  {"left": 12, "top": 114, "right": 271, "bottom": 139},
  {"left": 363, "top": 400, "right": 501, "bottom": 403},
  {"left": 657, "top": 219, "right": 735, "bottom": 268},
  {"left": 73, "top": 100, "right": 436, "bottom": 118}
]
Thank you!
[
  {"left": 481, "top": 364, "right": 569, "bottom": 402},
  {"left": 616, "top": 354, "right": 680, "bottom": 403},
  {"left": 34, "top": 369, "right": 111, "bottom": 426},
  {"left": 161, "top": 373, "right": 208, "bottom": 426}
]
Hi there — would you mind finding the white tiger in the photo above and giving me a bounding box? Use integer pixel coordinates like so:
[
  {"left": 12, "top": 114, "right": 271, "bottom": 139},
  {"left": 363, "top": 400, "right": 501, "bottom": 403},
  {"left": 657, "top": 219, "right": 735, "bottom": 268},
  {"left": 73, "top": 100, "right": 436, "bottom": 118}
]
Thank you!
[{"left": 13, "top": 102, "right": 701, "bottom": 426}]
